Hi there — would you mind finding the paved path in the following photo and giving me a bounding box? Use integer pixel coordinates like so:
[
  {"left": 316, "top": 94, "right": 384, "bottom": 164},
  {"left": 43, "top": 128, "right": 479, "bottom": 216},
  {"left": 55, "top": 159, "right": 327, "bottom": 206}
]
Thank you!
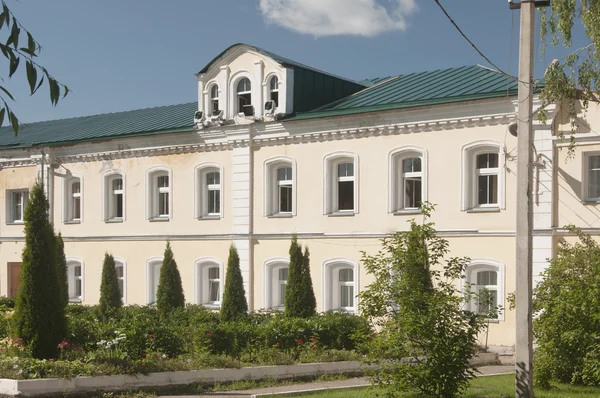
[{"left": 159, "top": 365, "right": 515, "bottom": 398}]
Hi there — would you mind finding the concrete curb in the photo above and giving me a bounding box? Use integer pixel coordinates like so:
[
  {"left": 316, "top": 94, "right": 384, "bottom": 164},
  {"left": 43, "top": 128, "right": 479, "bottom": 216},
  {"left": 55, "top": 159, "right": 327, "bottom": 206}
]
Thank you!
[{"left": 0, "top": 353, "right": 499, "bottom": 396}]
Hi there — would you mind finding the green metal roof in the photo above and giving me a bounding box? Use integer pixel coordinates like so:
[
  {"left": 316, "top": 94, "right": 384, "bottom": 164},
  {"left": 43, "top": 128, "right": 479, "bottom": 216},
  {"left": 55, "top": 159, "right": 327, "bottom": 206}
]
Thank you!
[
  {"left": 0, "top": 102, "right": 196, "bottom": 149},
  {"left": 285, "top": 65, "right": 537, "bottom": 121}
]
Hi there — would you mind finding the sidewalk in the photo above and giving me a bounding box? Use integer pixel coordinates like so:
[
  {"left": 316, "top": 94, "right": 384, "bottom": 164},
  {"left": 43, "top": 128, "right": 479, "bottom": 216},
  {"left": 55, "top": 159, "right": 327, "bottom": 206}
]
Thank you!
[{"left": 160, "top": 365, "right": 515, "bottom": 398}]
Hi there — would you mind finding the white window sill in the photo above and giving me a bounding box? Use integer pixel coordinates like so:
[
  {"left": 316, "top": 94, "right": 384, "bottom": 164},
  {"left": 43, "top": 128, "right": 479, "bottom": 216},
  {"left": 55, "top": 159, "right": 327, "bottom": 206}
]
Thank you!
[
  {"left": 105, "top": 218, "right": 124, "bottom": 223},
  {"left": 203, "top": 303, "right": 220, "bottom": 309},
  {"left": 64, "top": 220, "right": 81, "bottom": 225},
  {"left": 393, "top": 209, "right": 421, "bottom": 215},
  {"left": 149, "top": 217, "right": 170, "bottom": 222},
  {"left": 267, "top": 213, "right": 293, "bottom": 218},
  {"left": 6, "top": 221, "right": 24, "bottom": 225},
  {"left": 583, "top": 199, "right": 600, "bottom": 205},
  {"left": 198, "top": 215, "right": 221, "bottom": 220},
  {"left": 466, "top": 207, "right": 500, "bottom": 213},
  {"left": 328, "top": 211, "right": 355, "bottom": 217},
  {"left": 69, "top": 298, "right": 82, "bottom": 304}
]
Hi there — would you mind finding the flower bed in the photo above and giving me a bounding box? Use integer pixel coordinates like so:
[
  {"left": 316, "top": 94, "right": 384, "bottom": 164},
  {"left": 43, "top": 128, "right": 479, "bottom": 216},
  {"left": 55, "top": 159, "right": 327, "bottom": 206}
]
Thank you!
[{"left": 0, "top": 304, "right": 372, "bottom": 380}]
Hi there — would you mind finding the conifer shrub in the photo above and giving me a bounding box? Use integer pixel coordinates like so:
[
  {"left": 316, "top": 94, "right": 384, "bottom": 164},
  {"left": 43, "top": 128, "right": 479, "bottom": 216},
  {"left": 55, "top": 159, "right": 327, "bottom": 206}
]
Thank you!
[
  {"left": 156, "top": 242, "right": 185, "bottom": 317},
  {"left": 284, "top": 236, "right": 316, "bottom": 318},
  {"left": 98, "top": 253, "right": 122, "bottom": 317},
  {"left": 220, "top": 245, "right": 247, "bottom": 321},
  {"left": 55, "top": 233, "right": 68, "bottom": 309},
  {"left": 12, "top": 181, "right": 67, "bottom": 359}
]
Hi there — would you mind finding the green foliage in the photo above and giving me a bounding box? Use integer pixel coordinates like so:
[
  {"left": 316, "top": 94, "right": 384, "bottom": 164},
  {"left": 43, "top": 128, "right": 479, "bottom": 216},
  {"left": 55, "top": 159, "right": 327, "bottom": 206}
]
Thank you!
[
  {"left": 0, "top": 2, "right": 69, "bottom": 134},
  {"left": 538, "top": 1, "right": 600, "bottom": 140},
  {"left": 55, "top": 233, "right": 68, "bottom": 309},
  {"left": 12, "top": 181, "right": 67, "bottom": 359},
  {"left": 156, "top": 242, "right": 185, "bottom": 317},
  {"left": 284, "top": 236, "right": 316, "bottom": 318},
  {"left": 533, "top": 227, "right": 600, "bottom": 387},
  {"left": 358, "top": 204, "right": 491, "bottom": 398},
  {"left": 220, "top": 245, "right": 248, "bottom": 322},
  {"left": 98, "top": 253, "right": 123, "bottom": 318}
]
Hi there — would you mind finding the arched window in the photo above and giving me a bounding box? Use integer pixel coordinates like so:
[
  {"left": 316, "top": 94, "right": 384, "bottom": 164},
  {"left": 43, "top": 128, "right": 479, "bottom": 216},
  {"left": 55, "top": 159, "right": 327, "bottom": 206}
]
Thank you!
[
  {"left": 67, "top": 258, "right": 84, "bottom": 302},
  {"left": 195, "top": 258, "right": 223, "bottom": 307},
  {"left": 324, "top": 153, "right": 359, "bottom": 215},
  {"left": 103, "top": 172, "right": 124, "bottom": 222},
  {"left": 146, "top": 167, "right": 172, "bottom": 220},
  {"left": 324, "top": 259, "right": 358, "bottom": 313},
  {"left": 264, "top": 157, "right": 296, "bottom": 216},
  {"left": 146, "top": 257, "right": 163, "bottom": 304},
  {"left": 461, "top": 141, "right": 505, "bottom": 211},
  {"left": 195, "top": 164, "right": 223, "bottom": 219},
  {"left": 264, "top": 258, "right": 289, "bottom": 309},
  {"left": 237, "top": 78, "right": 252, "bottom": 115},
  {"left": 464, "top": 259, "right": 505, "bottom": 320},
  {"left": 269, "top": 76, "right": 279, "bottom": 108},
  {"left": 210, "top": 84, "right": 219, "bottom": 114},
  {"left": 389, "top": 147, "right": 427, "bottom": 213},
  {"left": 64, "top": 175, "right": 82, "bottom": 223},
  {"left": 114, "top": 257, "right": 126, "bottom": 303}
]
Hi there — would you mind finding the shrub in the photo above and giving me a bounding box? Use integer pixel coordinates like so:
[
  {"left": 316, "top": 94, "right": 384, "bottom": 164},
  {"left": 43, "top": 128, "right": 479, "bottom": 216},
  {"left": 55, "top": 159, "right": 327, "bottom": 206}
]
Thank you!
[
  {"left": 220, "top": 245, "right": 247, "bottom": 321},
  {"left": 533, "top": 227, "right": 600, "bottom": 387},
  {"left": 284, "top": 237, "right": 316, "bottom": 318},
  {"left": 55, "top": 234, "right": 68, "bottom": 309},
  {"left": 156, "top": 242, "right": 185, "bottom": 317},
  {"left": 98, "top": 253, "right": 122, "bottom": 318},
  {"left": 12, "top": 181, "right": 67, "bottom": 359},
  {"left": 359, "top": 204, "right": 490, "bottom": 398}
]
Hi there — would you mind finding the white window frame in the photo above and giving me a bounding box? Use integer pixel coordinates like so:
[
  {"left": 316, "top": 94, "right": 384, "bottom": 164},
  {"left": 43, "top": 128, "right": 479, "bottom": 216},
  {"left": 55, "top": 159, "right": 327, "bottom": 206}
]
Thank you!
[
  {"left": 263, "top": 258, "right": 290, "bottom": 310},
  {"left": 388, "top": 146, "right": 428, "bottom": 213},
  {"left": 63, "top": 175, "right": 83, "bottom": 223},
  {"left": 323, "top": 258, "right": 358, "bottom": 313},
  {"left": 146, "top": 166, "right": 172, "bottom": 221},
  {"left": 194, "top": 163, "right": 224, "bottom": 219},
  {"left": 462, "top": 258, "right": 505, "bottom": 321},
  {"left": 583, "top": 152, "right": 600, "bottom": 202},
  {"left": 228, "top": 71, "right": 254, "bottom": 118},
  {"left": 264, "top": 157, "right": 296, "bottom": 217},
  {"left": 210, "top": 84, "right": 220, "bottom": 114},
  {"left": 461, "top": 141, "right": 505, "bottom": 211},
  {"left": 102, "top": 171, "right": 125, "bottom": 222},
  {"left": 114, "top": 256, "right": 127, "bottom": 304},
  {"left": 323, "top": 152, "right": 359, "bottom": 215},
  {"left": 236, "top": 77, "right": 252, "bottom": 114},
  {"left": 146, "top": 256, "right": 163, "bottom": 305},
  {"left": 194, "top": 257, "right": 224, "bottom": 308},
  {"left": 67, "top": 257, "right": 84, "bottom": 303},
  {"left": 268, "top": 75, "right": 279, "bottom": 109},
  {"left": 6, "top": 189, "right": 28, "bottom": 224}
]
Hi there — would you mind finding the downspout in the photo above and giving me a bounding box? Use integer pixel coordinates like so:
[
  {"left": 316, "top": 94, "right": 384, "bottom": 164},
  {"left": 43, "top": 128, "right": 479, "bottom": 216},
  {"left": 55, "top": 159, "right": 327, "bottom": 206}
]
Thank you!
[{"left": 248, "top": 123, "right": 255, "bottom": 312}]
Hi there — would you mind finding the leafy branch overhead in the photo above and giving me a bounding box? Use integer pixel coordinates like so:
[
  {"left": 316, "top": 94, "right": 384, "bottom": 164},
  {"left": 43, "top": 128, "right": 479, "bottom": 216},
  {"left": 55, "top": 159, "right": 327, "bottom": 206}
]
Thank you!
[{"left": 0, "top": 0, "right": 69, "bottom": 134}]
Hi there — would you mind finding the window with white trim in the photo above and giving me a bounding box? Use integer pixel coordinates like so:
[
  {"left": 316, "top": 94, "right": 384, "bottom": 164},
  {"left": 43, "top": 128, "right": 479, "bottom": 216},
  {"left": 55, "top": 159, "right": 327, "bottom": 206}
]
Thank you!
[
  {"left": 210, "top": 84, "right": 219, "bottom": 114},
  {"left": 462, "top": 142, "right": 504, "bottom": 210},
  {"left": 264, "top": 259, "right": 289, "bottom": 310},
  {"left": 464, "top": 260, "right": 504, "bottom": 320},
  {"left": 6, "top": 189, "right": 28, "bottom": 224},
  {"left": 65, "top": 177, "right": 82, "bottom": 222},
  {"left": 584, "top": 153, "right": 600, "bottom": 201},
  {"left": 103, "top": 173, "right": 124, "bottom": 221},
  {"left": 324, "top": 259, "right": 358, "bottom": 313},
  {"left": 147, "top": 258, "right": 162, "bottom": 304},
  {"left": 196, "top": 165, "right": 223, "bottom": 219},
  {"left": 147, "top": 168, "right": 171, "bottom": 220},
  {"left": 265, "top": 158, "right": 295, "bottom": 217},
  {"left": 269, "top": 76, "right": 279, "bottom": 108},
  {"left": 389, "top": 148, "right": 427, "bottom": 212},
  {"left": 67, "top": 260, "right": 83, "bottom": 302},
  {"left": 195, "top": 259, "right": 223, "bottom": 307},
  {"left": 237, "top": 78, "right": 252, "bottom": 115},
  {"left": 114, "top": 258, "right": 126, "bottom": 302},
  {"left": 324, "top": 153, "right": 358, "bottom": 215}
]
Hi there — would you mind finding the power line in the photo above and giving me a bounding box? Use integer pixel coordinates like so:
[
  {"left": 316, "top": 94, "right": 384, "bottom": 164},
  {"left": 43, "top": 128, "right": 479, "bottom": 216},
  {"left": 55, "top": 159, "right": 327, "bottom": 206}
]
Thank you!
[{"left": 432, "top": 0, "right": 522, "bottom": 83}]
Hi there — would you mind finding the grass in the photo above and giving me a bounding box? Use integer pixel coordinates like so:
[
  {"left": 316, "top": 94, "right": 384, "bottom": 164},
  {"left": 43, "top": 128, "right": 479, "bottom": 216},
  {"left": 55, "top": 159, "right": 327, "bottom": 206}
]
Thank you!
[{"left": 274, "top": 374, "right": 600, "bottom": 397}]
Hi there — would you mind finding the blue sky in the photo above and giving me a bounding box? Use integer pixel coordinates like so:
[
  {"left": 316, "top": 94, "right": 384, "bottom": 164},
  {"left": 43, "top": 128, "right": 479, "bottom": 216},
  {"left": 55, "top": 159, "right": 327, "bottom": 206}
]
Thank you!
[{"left": 2, "top": 0, "right": 589, "bottom": 123}]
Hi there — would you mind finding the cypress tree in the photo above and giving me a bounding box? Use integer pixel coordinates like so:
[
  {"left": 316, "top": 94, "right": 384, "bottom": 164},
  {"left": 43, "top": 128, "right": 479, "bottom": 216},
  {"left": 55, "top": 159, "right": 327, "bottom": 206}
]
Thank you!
[
  {"left": 285, "top": 235, "right": 316, "bottom": 318},
  {"left": 13, "top": 181, "right": 67, "bottom": 359},
  {"left": 220, "top": 244, "right": 247, "bottom": 321},
  {"left": 98, "top": 253, "right": 122, "bottom": 317},
  {"left": 55, "top": 233, "right": 68, "bottom": 309},
  {"left": 156, "top": 242, "right": 185, "bottom": 316},
  {"left": 301, "top": 247, "right": 317, "bottom": 317}
]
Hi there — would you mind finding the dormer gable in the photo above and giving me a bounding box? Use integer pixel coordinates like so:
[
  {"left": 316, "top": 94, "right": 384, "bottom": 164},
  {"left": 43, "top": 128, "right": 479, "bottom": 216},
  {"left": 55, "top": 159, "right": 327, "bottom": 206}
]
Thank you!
[{"left": 195, "top": 43, "right": 366, "bottom": 126}]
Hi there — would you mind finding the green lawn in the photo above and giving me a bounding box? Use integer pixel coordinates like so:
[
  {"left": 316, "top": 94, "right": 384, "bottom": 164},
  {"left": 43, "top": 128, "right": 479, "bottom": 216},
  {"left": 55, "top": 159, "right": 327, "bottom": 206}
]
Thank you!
[{"left": 276, "top": 375, "right": 600, "bottom": 397}]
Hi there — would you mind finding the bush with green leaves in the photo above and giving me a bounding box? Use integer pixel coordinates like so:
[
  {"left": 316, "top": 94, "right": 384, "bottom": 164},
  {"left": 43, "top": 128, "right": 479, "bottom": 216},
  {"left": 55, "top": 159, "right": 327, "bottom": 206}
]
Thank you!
[
  {"left": 156, "top": 242, "right": 185, "bottom": 317},
  {"left": 533, "top": 227, "right": 600, "bottom": 387},
  {"left": 98, "top": 253, "right": 122, "bottom": 318},
  {"left": 12, "top": 181, "right": 67, "bottom": 359},
  {"left": 55, "top": 233, "right": 68, "bottom": 309},
  {"left": 284, "top": 236, "right": 316, "bottom": 318},
  {"left": 359, "top": 204, "right": 492, "bottom": 398},
  {"left": 220, "top": 245, "right": 248, "bottom": 321}
]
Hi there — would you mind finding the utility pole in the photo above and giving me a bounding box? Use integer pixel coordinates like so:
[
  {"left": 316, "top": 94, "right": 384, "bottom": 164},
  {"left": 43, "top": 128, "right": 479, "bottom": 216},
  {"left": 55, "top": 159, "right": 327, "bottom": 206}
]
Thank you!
[{"left": 509, "top": 1, "right": 550, "bottom": 397}]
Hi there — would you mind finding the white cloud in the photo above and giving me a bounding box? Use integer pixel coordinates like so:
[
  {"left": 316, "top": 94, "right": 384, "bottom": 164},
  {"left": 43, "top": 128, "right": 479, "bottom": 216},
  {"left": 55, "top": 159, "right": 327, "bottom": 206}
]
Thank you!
[{"left": 258, "top": 0, "right": 417, "bottom": 37}]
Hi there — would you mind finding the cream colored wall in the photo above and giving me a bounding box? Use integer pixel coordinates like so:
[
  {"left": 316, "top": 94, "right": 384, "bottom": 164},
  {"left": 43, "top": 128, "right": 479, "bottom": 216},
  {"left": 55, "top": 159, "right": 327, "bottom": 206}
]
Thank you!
[
  {"left": 253, "top": 124, "right": 518, "bottom": 234},
  {"left": 52, "top": 151, "right": 233, "bottom": 238},
  {"left": 252, "top": 236, "right": 516, "bottom": 347}
]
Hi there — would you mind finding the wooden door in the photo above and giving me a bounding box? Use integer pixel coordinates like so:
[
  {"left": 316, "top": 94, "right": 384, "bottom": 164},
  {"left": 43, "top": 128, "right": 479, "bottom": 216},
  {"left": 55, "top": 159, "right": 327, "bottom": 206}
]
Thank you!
[{"left": 8, "top": 262, "right": 22, "bottom": 299}]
